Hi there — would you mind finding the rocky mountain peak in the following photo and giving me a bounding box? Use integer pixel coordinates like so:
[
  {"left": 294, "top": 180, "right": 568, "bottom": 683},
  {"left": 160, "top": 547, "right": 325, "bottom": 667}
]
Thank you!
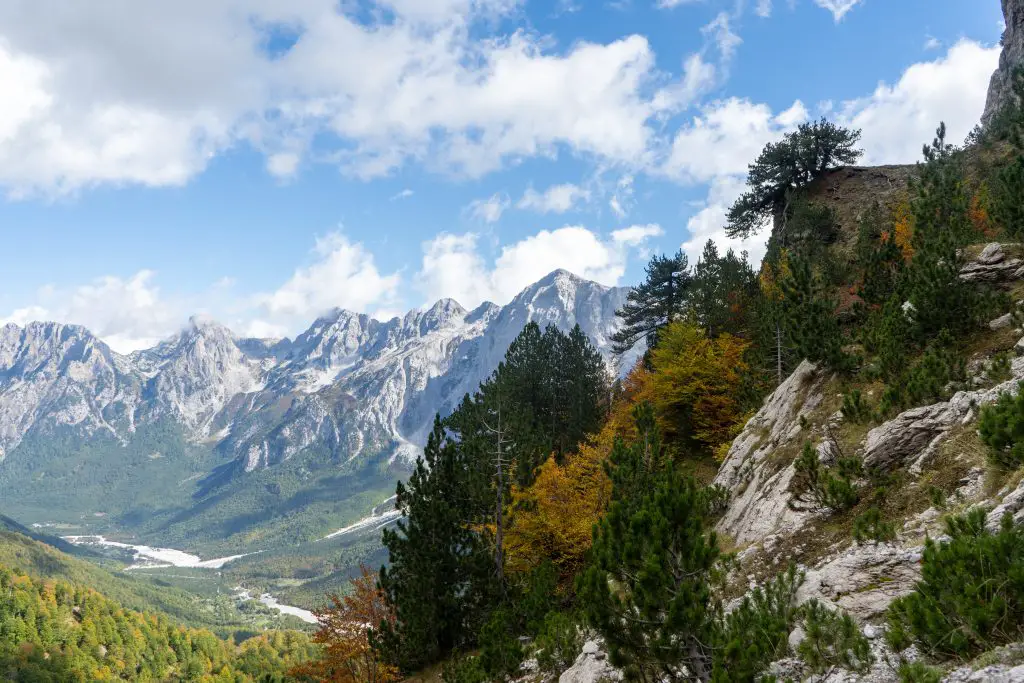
[
  {"left": 416, "top": 298, "right": 468, "bottom": 335},
  {"left": 983, "top": 0, "right": 1024, "bottom": 125}
]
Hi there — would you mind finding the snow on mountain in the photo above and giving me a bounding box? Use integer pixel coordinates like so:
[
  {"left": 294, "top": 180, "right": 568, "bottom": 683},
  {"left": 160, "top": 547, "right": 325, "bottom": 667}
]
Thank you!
[{"left": 0, "top": 270, "right": 635, "bottom": 475}]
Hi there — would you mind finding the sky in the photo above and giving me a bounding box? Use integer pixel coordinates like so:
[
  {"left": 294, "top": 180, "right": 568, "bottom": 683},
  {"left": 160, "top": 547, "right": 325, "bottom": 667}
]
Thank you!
[{"left": 0, "top": 0, "right": 1008, "bottom": 352}]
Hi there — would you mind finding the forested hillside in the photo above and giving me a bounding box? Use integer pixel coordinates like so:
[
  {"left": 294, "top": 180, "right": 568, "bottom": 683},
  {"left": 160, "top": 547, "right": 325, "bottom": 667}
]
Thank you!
[
  {"left": 0, "top": 561, "right": 317, "bottom": 681},
  {"left": 293, "top": 51, "right": 1024, "bottom": 683}
]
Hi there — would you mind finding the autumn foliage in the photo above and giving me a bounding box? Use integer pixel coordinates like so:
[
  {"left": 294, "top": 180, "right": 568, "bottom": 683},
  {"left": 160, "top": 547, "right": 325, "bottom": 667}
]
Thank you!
[
  {"left": 293, "top": 566, "right": 399, "bottom": 683},
  {"left": 505, "top": 322, "right": 751, "bottom": 583}
]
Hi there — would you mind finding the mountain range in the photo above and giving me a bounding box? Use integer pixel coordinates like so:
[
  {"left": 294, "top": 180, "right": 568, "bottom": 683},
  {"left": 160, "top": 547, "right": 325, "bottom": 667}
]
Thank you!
[{"left": 0, "top": 269, "right": 637, "bottom": 552}]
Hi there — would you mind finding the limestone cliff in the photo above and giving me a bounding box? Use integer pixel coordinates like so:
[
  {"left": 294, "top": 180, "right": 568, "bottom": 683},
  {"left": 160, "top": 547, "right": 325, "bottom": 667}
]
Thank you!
[{"left": 983, "top": 0, "right": 1024, "bottom": 125}]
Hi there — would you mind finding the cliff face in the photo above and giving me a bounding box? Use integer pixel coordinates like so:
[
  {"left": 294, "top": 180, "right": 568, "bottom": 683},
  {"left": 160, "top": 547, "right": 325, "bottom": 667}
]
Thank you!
[{"left": 983, "top": 0, "right": 1024, "bottom": 125}]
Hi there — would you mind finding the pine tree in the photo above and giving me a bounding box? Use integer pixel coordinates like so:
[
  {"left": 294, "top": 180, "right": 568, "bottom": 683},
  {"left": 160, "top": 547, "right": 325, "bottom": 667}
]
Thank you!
[
  {"left": 904, "top": 123, "right": 987, "bottom": 340},
  {"left": 375, "top": 417, "right": 493, "bottom": 672},
  {"left": 553, "top": 324, "right": 610, "bottom": 459},
  {"left": 778, "top": 254, "right": 849, "bottom": 371},
  {"left": 727, "top": 119, "right": 863, "bottom": 239},
  {"left": 611, "top": 251, "right": 692, "bottom": 355},
  {"left": 580, "top": 403, "right": 720, "bottom": 682},
  {"left": 690, "top": 240, "right": 759, "bottom": 339}
]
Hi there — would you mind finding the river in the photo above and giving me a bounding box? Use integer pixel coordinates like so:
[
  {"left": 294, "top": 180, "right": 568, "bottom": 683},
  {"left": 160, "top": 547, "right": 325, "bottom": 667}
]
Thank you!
[{"left": 62, "top": 535, "right": 317, "bottom": 624}]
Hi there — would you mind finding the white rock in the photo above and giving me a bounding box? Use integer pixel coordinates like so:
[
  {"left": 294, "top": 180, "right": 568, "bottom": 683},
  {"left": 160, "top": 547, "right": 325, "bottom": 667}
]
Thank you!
[
  {"left": 713, "top": 361, "right": 825, "bottom": 545},
  {"left": 797, "top": 543, "right": 922, "bottom": 621},
  {"left": 559, "top": 640, "right": 622, "bottom": 683},
  {"left": 979, "top": 242, "right": 1007, "bottom": 265},
  {"left": 992, "top": 313, "right": 1015, "bottom": 330}
]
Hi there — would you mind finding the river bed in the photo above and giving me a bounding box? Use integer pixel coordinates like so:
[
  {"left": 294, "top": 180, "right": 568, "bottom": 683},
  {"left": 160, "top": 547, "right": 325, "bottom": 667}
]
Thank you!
[{"left": 62, "top": 535, "right": 317, "bottom": 624}]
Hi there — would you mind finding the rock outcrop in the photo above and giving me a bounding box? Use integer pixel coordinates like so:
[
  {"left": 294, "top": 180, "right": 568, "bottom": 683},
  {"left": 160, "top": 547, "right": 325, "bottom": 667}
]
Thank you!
[
  {"left": 559, "top": 641, "right": 622, "bottom": 683},
  {"left": 713, "top": 360, "right": 825, "bottom": 545},
  {"left": 983, "top": 0, "right": 1024, "bottom": 126},
  {"left": 959, "top": 243, "right": 1024, "bottom": 283},
  {"left": 796, "top": 544, "right": 923, "bottom": 622}
]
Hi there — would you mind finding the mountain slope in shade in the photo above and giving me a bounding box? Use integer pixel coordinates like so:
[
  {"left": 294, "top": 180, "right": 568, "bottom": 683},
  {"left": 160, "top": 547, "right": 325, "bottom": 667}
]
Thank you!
[{"left": 0, "top": 270, "right": 637, "bottom": 549}]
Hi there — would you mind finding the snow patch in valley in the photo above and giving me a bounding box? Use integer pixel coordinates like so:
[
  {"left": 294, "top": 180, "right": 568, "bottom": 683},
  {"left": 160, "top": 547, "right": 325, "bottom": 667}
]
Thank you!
[
  {"left": 320, "top": 508, "right": 402, "bottom": 541},
  {"left": 234, "top": 587, "right": 318, "bottom": 624},
  {"left": 62, "top": 535, "right": 254, "bottom": 569}
]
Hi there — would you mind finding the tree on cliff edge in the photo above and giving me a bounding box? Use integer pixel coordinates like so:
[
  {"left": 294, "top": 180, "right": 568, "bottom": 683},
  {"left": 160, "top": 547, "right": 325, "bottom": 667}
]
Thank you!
[{"left": 726, "top": 119, "right": 863, "bottom": 240}]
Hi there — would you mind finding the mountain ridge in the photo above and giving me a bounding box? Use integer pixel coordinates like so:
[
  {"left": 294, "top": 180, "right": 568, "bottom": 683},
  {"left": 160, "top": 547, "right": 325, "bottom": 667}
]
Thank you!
[{"left": 0, "top": 269, "right": 638, "bottom": 549}]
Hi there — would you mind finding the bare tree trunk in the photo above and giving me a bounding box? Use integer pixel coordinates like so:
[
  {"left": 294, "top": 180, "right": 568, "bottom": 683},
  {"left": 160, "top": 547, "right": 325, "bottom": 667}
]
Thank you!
[{"left": 484, "top": 403, "right": 510, "bottom": 588}]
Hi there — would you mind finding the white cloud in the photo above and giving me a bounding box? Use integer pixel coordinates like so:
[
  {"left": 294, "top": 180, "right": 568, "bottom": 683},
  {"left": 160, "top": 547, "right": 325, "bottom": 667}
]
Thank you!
[
  {"left": 813, "top": 0, "right": 863, "bottom": 21},
  {"left": 838, "top": 40, "right": 999, "bottom": 165},
  {"left": 467, "top": 193, "right": 512, "bottom": 223},
  {"left": 257, "top": 232, "right": 401, "bottom": 324},
  {"left": 656, "top": 0, "right": 703, "bottom": 8},
  {"left": 755, "top": 0, "right": 772, "bottom": 18},
  {"left": 417, "top": 224, "right": 661, "bottom": 308},
  {"left": 681, "top": 175, "right": 768, "bottom": 266},
  {"left": 0, "top": 1, "right": 696, "bottom": 195},
  {"left": 702, "top": 12, "right": 742, "bottom": 63},
  {"left": 612, "top": 224, "right": 664, "bottom": 246},
  {"left": 662, "top": 98, "right": 808, "bottom": 184},
  {"left": 390, "top": 188, "right": 415, "bottom": 201},
  {"left": 517, "top": 183, "right": 590, "bottom": 213},
  {"left": 416, "top": 233, "right": 491, "bottom": 308},
  {"left": 267, "top": 152, "right": 301, "bottom": 178},
  {"left": 0, "top": 271, "right": 183, "bottom": 353},
  {"left": 924, "top": 35, "right": 941, "bottom": 51},
  {"left": 609, "top": 174, "right": 635, "bottom": 219}
]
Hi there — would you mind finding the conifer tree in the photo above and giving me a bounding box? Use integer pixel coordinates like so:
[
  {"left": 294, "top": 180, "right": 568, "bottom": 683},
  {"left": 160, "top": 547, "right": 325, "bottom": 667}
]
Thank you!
[
  {"left": 727, "top": 119, "right": 863, "bottom": 239},
  {"left": 375, "top": 417, "right": 493, "bottom": 672},
  {"left": 778, "top": 254, "right": 849, "bottom": 371},
  {"left": 611, "top": 251, "right": 692, "bottom": 355},
  {"left": 690, "top": 240, "right": 759, "bottom": 339},
  {"left": 580, "top": 403, "right": 720, "bottom": 682},
  {"left": 903, "top": 123, "right": 988, "bottom": 340}
]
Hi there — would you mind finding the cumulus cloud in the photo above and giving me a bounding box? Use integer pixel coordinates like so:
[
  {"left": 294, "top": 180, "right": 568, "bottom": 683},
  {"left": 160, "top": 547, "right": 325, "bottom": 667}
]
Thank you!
[
  {"left": 417, "top": 224, "right": 662, "bottom": 309},
  {"left": 0, "top": 271, "right": 183, "bottom": 353},
  {"left": 0, "top": 0, "right": 697, "bottom": 195},
  {"left": 755, "top": 0, "right": 773, "bottom": 18},
  {"left": 517, "top": 183, "right": 590, "bottom": 213},
  {"left": 256, "top": 232, "right": 401, "bottom": 325},
  {"left": 838, "top": 40, "right": 999, "bottom": 165},
  {"left": 662, "top": 98, "right": 809, "bottom": 183}
]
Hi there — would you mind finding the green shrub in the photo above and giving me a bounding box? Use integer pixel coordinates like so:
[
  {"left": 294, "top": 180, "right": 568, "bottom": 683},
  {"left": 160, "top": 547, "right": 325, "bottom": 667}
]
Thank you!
[
  {"left": 442, "top": 654, "right": 488, "bottom": 683},
  {"left": 886, "top": 509, "right": 1024, "bottom": 660},
  {"left": 841, "top": 389, "right": 871, "bottom": 424},
  {"left": 880, "top": 332, "right": 966, "bottom": 415},
  {"left": 990, "top": 352, "right": 1014, "bottom": 384},
  {"left": 797, "top": 600, "right": 873, "bottom": 674},
  {"left": 534, "top": 611, "right": 584, "bottom": 676},
  {"left": 897, "top": 660, "right": 943, "bottom": 683},
  {"left": 926, "top": 485, "right": 947, "bottom": 509},
  {"left": 711, "top": 564, "right": 804, "bottom": 683},
  {"left": 979, "top": 383, "right": 1024, "bottom": 468},
  {"left": 790, "top": 442, "right": 861, "bottom": 512},
  {"left": 476, "top": 607, "right": 526, "bottom": 680},
  {"left": 852, "top": 507, "right": 896, "bottom": 544}
]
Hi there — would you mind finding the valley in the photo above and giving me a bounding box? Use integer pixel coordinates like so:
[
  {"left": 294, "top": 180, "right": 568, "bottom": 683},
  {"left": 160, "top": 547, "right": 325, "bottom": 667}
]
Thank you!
[{"left": 0, "top": 269, "right": 634, "bottom": 611}]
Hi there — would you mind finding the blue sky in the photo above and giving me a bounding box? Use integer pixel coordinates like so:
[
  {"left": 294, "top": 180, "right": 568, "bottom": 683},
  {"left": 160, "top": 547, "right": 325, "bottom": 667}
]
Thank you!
[{"left": 0, "top": 0, "right": 1007, "bottom": 350}]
